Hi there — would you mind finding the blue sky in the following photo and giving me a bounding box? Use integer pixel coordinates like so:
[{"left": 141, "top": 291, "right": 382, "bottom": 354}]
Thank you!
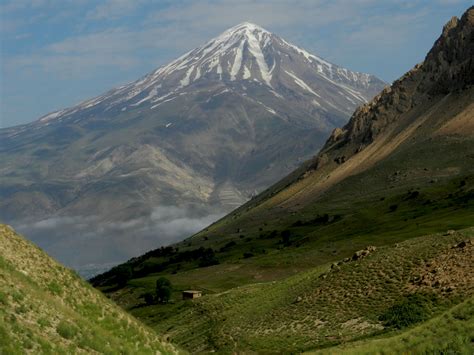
[{"left": 0, "top": 0, "right": 471, "bottom": 128}]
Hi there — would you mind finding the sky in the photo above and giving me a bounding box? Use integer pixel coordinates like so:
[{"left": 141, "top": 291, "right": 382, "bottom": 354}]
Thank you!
[{"left": 0, "top": 0, "right": 472, "bottom": 128}]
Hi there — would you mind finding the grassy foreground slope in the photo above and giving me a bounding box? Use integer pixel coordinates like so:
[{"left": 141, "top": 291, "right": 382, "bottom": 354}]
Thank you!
[
  {"left": 0, "top": 224, "right": 179, "bottom": 354},
  {"left": 312, "top": 296, "right": 474, "bottom": 354}
]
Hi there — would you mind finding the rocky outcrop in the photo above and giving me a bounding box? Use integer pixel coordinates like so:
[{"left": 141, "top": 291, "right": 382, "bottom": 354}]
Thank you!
[{"left": 318, "top": 6, "right": 474, "bottom": 159}]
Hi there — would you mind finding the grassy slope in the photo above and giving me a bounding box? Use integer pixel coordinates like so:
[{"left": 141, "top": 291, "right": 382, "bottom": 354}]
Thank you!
[
  {"left": 313, "top": 297, "right": 474, "bottom": 354},
  {"left": 0, "top": 224, "right": 180, "bottom": 354},
  {"left": 119, "top": 229, "right": 473, "bottom": 353}
]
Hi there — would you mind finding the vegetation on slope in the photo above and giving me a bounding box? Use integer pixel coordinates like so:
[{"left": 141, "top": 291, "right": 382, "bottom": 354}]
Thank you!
[
  {"left": 313, "top": 296, "right": 474, "bottom": 354},
  {"left": 99, "top": 229, "right": 473, "bottom": 353},
  {"left": 0, "top": 224, "right": 179, "bottom": 354}
]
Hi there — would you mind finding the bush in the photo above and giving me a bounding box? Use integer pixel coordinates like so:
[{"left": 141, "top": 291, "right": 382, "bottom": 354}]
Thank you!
[
  {"left": 379, "top": 293, "right": 435, "bottom": 329},
  {"left": 219, "top": 241, "right": 236, "bottom": 252},
  {"left": 37, "top": 317, "right": 51, "bottom": 328},
  {"left": 0, "top": 291, "right": 7, "bottom": 305},
  {"left": 47, "top": 281, "right": 62, "bottom": 295},
  {"left": 56, "top": 321, "right": 78, "bottom": 339},
  {"left": 142, "top": 292, "right": 155, "bottom": 305},
  {"left": 281, "top": 230, "right": 291, "bottom": 246},
  {"left": 198, "top": 248, "right": 219, "bottom": 267}
]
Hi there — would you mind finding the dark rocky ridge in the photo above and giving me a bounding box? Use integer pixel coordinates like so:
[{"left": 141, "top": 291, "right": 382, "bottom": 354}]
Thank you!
[{"left": 322, "top": 6, "right": 474, "bottom": 158}]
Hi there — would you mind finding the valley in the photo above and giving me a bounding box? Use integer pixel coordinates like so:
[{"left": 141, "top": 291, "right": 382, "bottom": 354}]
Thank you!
[{"left": 1, "top": 4, "right": 473, "bottom": 354}]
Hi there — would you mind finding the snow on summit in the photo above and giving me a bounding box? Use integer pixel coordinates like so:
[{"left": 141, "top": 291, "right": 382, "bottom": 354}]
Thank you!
[{"left": 28, "top": 22, "right": 385, "bottom": 126}]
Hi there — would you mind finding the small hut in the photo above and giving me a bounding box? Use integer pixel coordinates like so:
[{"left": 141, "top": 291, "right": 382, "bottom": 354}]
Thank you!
[{"left": 182, "top": 290, "right": 202, "bottom": 300}]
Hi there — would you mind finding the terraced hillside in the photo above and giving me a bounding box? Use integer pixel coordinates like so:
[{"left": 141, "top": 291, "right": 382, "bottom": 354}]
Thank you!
[{"left": 0, "top": 224, "right": 179, "bottom": 354}]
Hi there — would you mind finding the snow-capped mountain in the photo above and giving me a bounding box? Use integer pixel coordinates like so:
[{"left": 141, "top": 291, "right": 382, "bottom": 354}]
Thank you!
[
  {"left": 0, "top": 22, "right": 385, "bottom": 273},
  {"left": 32, "top": 22, "right": 382, "bottom": 128}
]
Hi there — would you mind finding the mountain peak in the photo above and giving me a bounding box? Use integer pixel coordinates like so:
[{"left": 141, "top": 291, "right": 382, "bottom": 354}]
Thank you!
[
  {"left": 226, "top": 22, "right": 270, "bottom": 33},
  {"left": 223, "top": 21, "right": 271, "bottom": 35},
  {"left": 31, "top": 21, "right": 384, "bottom": 126}
]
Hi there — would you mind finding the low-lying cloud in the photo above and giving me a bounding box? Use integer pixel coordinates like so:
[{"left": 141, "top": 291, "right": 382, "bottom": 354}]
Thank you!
[{"left": 13, "top": 205, "right": 225, "bottom": 278}]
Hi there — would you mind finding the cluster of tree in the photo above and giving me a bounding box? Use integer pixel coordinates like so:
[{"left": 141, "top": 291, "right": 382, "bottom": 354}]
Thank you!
[
  {"left": 292, "top": 214, "right": 342, "bottom": 227},
  {"left": 91, "top": 245, "right": 222, "bottom": 287},
  {"left": 142, "top": 277, "right": 173, "bottom": 305},
  {"left": 219, "top": 241, "right": 236, "bottom": 252}
]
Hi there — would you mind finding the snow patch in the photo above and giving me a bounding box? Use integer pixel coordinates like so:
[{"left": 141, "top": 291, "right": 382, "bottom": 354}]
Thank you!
[
  {"left": 39, "top": 110, "right": 66, "bottom": 122},
  {"left": 180, "top": 66, "right": 195, "bottom": 87},
  {"left": 246, "top": 29, "right": 272, "bottom": 87},
  {"left": 150, "top": 96, "right": 177, "bottom": 109},
  {"left": 131, "top": 86, "right": 159, "bottom": 106},
  {"left": 230, "top": 40, "right": 244, "bottom": 80},
  {"left": 243, "top": 66, "right": 251, "bottom": 79},
  {"left": 285, "top": 70, "right": 321, "bottom": 98}
]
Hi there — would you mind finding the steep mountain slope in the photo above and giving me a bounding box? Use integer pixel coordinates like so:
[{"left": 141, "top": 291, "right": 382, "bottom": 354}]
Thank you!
[
  {"left": 187, "top": 6, "right": 474, "bottom": 245},
  {"left": 0, "top": 224, "right": 179, "bottom": 354},
  {"left": 0, "top": 23, "right": 384, "bottom": 273},
  {"left": 93, "top": 6, "right": 474, "bottom": 353}
]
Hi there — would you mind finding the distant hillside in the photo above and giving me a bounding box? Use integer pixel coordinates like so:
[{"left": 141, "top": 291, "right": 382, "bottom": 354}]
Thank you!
[{"left": 0, "top": 224, "right": 179, "bottom": 354}]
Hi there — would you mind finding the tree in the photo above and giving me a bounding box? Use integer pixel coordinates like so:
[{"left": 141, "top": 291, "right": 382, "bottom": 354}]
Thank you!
[
  {"left": 156, "top": 277, "right": 172, "bottom": 303},
  {"left": 114, "top": 265, "right": 133, "bottom": 287},
  {"left": 281, "top": 230, "right": 291, "bottom": 246},
  {"left": 198, "top": 248, "right": 219, "bottom": 267}
]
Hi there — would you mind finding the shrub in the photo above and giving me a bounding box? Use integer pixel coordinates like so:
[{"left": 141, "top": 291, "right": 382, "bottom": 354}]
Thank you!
[
  {"left": 56, "top": 321, "right": 78, "bottom": 339},
  {"left": 0, "top": 291, "right": 7, "bottom": 305},
  {"left": 47, "top": 281, "right": 62, "bottom": 295},
  {"left": 379, "top": 293, "right": 435, "bottom": 329},
  {"left": 37, "top": 317, "right": 51, "bottom": 328},
  {"left": 219, "top": 241, "right": 236, "bottom": 252},
  {"left": 281, "top": 230, "right": 292, "bottom": 246},
  {"left": 243, "top": 252, "right": 254, "bottom": 259},
  {"left": 142, "top": 292, "right": 155, "bottom": 305},
  {"left": 198, "top": 248, "right": 219, "bottom": 267}
]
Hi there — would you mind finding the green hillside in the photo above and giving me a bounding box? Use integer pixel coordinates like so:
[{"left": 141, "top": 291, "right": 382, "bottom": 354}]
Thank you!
[
  {"left": 101, "top": 229, "right": 474, "bottom": 353},
  {"left": 311, "top": 296, "right": 474, "bottom": 354},
  {"left": 0, "top": 224, "right": 180, "bottom": 354}
]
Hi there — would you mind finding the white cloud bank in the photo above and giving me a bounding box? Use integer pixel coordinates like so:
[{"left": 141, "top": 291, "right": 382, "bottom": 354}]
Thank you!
[{"left": 14, "top": 205, "right": 225, "bottom": 277}]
